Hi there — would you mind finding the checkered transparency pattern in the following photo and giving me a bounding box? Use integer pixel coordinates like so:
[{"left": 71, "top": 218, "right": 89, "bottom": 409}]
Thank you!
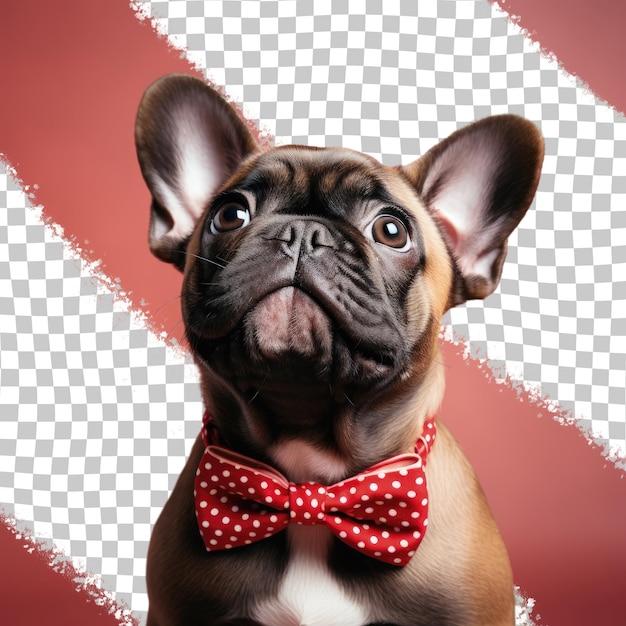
[
  {"left": 0, "top": 162, "right": 204, "bottom": 616},
  {"left": 133, "top": 0, "right": 626, "bottom": 462}
]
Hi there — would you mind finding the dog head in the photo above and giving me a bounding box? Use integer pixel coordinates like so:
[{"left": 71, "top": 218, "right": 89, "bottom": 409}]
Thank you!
[{"left": 135, "top": 74, "right": 543, "bottom": 473}]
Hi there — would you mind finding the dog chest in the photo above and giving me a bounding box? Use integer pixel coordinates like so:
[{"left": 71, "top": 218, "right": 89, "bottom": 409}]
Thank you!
[{"left": 252, "top": 525, "right": 369, "bottom": 626}]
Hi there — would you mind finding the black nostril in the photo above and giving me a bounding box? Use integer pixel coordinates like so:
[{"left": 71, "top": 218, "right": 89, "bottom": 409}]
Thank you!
[
  {"left": 305, "top": 222, "right": 334, "bottom": 252},
  {"left": 273, "top": 220, "right": 335, "bottom": 259}
]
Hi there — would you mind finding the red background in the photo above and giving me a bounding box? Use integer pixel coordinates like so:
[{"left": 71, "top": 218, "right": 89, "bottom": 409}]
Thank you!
[{"left": 0, "top": 1, "right": 625, "bottom": 624}]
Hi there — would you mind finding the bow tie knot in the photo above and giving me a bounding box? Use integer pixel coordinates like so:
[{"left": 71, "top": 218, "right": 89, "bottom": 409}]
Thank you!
[
  {"left": 289, "top": 483, "right": 328, "bottom": 524},
  {"left": 194, "top": 415, "right": 436, "bottom": 566}
]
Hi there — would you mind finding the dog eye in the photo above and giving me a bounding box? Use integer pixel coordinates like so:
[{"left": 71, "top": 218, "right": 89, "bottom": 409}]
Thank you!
[
  {"left": 369, "top": 214, "right": 411, "bottom": 251},
  {"left": 210, "top": 203, "right": 251, "bottom": 234}
]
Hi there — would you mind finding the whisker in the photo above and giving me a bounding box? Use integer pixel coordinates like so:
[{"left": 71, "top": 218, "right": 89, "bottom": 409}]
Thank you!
[
  {"left": 182, "top": 250, "right": 227, "bottom": 270},
  {"left": 152, "top": 293, "right": 182, "bottom": 316}
]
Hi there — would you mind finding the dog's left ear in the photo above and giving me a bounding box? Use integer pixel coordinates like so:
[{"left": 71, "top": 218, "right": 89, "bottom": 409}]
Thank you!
[
  {"left": 402, "top": 115, "right": 544, "bottom": 308},
  {"left": 135, "top": 74, "right": 259, "bottom": 270}
]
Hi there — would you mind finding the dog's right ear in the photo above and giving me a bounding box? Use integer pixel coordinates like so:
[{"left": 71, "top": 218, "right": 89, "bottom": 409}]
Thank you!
[{"left": 135, "top": 74, "right": 259, "bottom": 269}]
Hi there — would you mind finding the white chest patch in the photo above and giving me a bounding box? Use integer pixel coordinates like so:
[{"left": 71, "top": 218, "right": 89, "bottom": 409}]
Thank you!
[
  {"left": 252, "top": 526, "right": 369, "bottom": 626},
  {"left": 252, "top": 441, "right": 369, "bottom": 625}
]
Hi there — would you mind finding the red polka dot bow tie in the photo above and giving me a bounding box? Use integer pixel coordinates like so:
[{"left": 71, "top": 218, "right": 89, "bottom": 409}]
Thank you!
[{"left": 194, "top": 413, "right": 436, "bottom": 566}]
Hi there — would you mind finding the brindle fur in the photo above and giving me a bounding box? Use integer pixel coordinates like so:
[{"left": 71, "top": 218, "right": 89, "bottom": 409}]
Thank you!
[{"left": 135, "top": 74, "right": 544, "bottom": 625}]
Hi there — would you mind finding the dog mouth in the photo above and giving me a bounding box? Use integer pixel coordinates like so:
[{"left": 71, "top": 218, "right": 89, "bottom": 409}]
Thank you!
[
  {"left": 186, "top": 284, "right": 400, "bottom": 387},
  {"left": 243, "top": 286, "right": 333, "bottom": 361}
]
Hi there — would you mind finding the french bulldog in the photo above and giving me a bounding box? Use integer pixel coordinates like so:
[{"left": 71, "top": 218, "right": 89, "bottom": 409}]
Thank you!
[{"left": 135, "top": 74, "right": 543, "bottom": 626}]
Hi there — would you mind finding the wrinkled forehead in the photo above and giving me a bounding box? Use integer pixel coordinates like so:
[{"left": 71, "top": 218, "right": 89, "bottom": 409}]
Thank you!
[{"left": 224, "top": 146, "right": 412, "bottom": 218}]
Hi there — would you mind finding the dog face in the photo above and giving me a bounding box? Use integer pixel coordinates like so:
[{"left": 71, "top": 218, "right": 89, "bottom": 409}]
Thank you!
[{"left": 135, "top": 74, "right": 543, "bottom": 471}]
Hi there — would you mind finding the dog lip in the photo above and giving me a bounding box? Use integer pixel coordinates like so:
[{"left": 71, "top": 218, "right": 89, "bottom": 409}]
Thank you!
[{"left": 186, "top": 283, "right": 401, "bottom": 383}]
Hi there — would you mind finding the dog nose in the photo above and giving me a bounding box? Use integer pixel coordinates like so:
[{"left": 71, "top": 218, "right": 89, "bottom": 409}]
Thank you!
[{"left": 276, "top": 220, "right": 335, "bottom": 259}]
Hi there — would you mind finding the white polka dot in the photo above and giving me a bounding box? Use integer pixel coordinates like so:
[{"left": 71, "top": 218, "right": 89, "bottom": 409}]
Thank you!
[
  {"left": 365, "top": 507, "right": 374, "bottom": 514},
  {"left": 416, "top": 477, "right": 424, "bottom": 485},
  {"left": 352, "top": 526, "right": 360, "bottom": 534},
  {"left": 358, "top": 541, "right": 365, "bottom": 549},
  {"left": 340, "top": 496, "right": 348, "bottom": 504},
  {"left": 202, "top": 521, "right": 209, "bottom": 528},
  {"left": 394, "top": 558, "right": 402, "bottom": 564},
  {"left": 240, "top": 476, "right": 248, "bottom": 483},
  {"left": 370, "top": 536, "right": 378, "bottom": 544},
  {"left": 413, "top": 531, "right": 421, "bottom": 539},
  {"left": 421, "top": 498, "right": 428, "bottom": 506},
  {"left": 200, "top": 481, "right": 208, "bottom": 488},
  {"left": 204, "top": 462, "right": 212, "bottom": 470},
  {"left": 339, "top": 531, "right": 347, "bottom": 538},
  {"left": 222, "top": 470, "right": 230, "bottom": 477},
  {"left": 270, "top": 515, "right": 278, "bottom": 523},
  {"left": 261, "top": 481, "right": 268, "bottom": 489},
  {"left": 234, "top": 524, "right": 242, "bottom": 532},
  {"left": 388, "top": 546, "right": 396, "bottom": 553},
  {"left": 318, "top": 487, "right": 326, "bottom": 495},
  {"left": 296, "top": 497, "right": 304, "bottom": 506},
  {"left": 349, "top": 487, "right": 357, "bottom": 494},
  {"left": 304, "top": 512, "right": 311, "bottom": 519},
  {"left": 399, "top": 469, "right": 408, "bottom": 476},
  {"left": 253, "top": 520, "right": 261, "bottom": 528},
  {"left": 211, "top": 507, "right": 219, "bottom": 516},
  {"left": 377, "top": 472, "right": 385, "bottom": 479},
  {"left": 199, "top": 500, "right": 208, "bottom": 508},
  {"left": 215, "top": 530, "right": 223, "bottom": 537},
  {"left": 311, "top": 498, "right": 319, "bottom": 508},
  {"left": 400, "top": 539, "right": 409, "bottom": 548},
  {"left": 369, "top": 483, "right": 378, "bottom": 492},
  {"left": 392, "top": 481, "right": 401, "bottom": 489},
  {"left": 407, "top": 490, "right": 416, "bottom": 498},
  {"left": 265, "top": 496, "right": 273, "bottom": 503},
  {"left": 389, "top": 509, "right": 397, "bottom": 516},
  {"left": 222, "top": 516, "right": 230, "bottom": 524},
  {"left": 334, "top": 517, "right": 343, "bottom": 525},
  {"left": 382, "top": 531, "right": 390, "bottom": 539}
]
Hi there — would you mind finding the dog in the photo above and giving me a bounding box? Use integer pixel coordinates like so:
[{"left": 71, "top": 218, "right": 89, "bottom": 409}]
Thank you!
[{"left": 134, "top": 74, "right": 543, "bottom": 626}]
